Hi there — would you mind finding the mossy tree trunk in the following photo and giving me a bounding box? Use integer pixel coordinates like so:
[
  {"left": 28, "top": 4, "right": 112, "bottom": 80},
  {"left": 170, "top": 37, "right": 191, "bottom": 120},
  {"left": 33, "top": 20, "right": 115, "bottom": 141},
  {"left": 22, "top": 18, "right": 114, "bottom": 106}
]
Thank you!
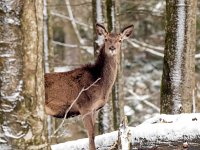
[
  {"left": 0, "top": 0, "right": 47, "bottom": 149},
  {"left": 160, "top": 0, "right": 197, "bottom": 114}
]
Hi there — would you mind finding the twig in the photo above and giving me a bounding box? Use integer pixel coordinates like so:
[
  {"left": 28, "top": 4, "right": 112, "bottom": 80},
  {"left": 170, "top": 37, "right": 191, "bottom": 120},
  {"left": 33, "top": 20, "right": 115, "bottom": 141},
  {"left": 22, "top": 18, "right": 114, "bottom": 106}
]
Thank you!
[{"left": 50, "top": 78, "right": 101, "bottom": 137}]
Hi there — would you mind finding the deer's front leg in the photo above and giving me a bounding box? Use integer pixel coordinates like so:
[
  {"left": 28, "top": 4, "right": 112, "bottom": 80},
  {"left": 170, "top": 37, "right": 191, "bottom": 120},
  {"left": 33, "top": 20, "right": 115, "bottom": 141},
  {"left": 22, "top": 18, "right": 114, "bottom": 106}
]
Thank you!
[{"left": 82, "top": 111, "right": 96, "bottom": 150}]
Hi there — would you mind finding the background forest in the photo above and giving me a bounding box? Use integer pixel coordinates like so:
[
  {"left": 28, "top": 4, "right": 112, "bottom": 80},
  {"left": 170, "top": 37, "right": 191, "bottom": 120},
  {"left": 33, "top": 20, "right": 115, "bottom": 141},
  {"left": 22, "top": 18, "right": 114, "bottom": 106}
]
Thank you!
[
  {"left": 0, "top": 0, "right": 200, "bottom": 149},
  {"left": 47, "top": 0, "right": 200, "bottom": 142}
]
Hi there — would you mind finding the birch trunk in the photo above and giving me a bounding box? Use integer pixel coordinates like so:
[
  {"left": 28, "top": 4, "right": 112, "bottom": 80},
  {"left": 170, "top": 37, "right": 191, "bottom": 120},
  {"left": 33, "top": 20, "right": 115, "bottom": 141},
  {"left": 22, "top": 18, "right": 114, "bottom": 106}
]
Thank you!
[
  {"left": 160, "top": 0, "right": 197, "bottom": 114},
  {"left": 0, "top": 0, "right": 47, "bottom": 149}
]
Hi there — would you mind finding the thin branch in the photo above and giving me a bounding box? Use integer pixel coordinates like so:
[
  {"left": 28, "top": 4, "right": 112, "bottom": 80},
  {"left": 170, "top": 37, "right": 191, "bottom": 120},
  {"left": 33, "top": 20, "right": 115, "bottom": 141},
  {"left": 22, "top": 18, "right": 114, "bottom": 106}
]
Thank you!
[
  {"left": 51, "top": 11, "right": 93, "bottom": 29},
  {"left": 50, "top": 78, "right": 101, "bottom": 137},
  {"left": 128, "top": 39, "right": 200, "bottom": 59},
  {"left": 127, "top": 39, "right": 164, "bottom": 58},
  {"left": 131, "top": 39, "right": 164, "bottom": 51},
  {"left": 47, "top": 2, "right": 91, "bottom": 7},
  {"left": 52, "top": 40, "right": 93, "bottom": 54},
  {"left": 65, "top": 0, "right": 84, "bottom": 44},
  {"left": 125, "top": 89, "right": 160, "bottom": 112}
]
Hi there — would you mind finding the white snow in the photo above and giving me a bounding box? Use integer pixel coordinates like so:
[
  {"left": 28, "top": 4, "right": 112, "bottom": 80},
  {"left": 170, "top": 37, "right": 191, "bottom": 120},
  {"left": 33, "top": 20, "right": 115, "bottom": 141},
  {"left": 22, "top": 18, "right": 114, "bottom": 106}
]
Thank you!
[
  {"left": 132, "top": 113, "right": 200, "bottom": 143},
  {"left": 171, "top": 0, "right": 186, "bottom": 113},
  {"left": 51, "top": 113, "right": 200, "bottom": 150},
  {"left": 54, "top": 66, "right": 73, "bottom": 72},
  {"left": 124, "top": 105, "right": 134, "bottom": 116},
  {"left": 51, "top": 131, "right": 118, "bottom": 150}
]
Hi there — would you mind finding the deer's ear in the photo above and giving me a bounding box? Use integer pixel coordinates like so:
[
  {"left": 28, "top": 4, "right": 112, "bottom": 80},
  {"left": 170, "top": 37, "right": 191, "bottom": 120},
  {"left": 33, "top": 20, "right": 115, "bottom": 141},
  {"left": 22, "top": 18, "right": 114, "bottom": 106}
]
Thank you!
[
  {"left": 121, "top": 25, "right": 134, "bottom": 40},
  {"left": 96, "top": 23, "right": 108, "bottom": 36}
]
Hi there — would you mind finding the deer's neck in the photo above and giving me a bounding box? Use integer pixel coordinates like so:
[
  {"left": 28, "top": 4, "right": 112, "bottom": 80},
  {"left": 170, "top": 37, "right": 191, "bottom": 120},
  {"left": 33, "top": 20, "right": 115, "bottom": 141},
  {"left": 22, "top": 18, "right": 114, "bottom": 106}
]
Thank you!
[{"left": 94, "top": 44, "right": 119, "bottom": 88}]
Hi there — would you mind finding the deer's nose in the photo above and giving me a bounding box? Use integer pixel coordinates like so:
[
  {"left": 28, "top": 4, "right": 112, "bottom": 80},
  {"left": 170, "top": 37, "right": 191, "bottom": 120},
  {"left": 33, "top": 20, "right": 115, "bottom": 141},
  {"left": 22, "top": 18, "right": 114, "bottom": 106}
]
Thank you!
[{"left": 109, "top": 46, "right": 116, "bottom": 51}]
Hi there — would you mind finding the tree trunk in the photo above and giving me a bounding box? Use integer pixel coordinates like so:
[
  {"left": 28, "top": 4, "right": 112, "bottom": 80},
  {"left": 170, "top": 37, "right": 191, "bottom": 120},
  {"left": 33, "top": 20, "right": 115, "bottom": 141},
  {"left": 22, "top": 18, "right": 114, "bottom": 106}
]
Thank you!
[
  {"left": 160, "top": 0, "right": 197, "bottom": 114},
  {"left": 92, "top": 0, "right": 113, "bottom": 134},
  {"left": 0, "top": 0, "right": 47, "bottom": 149},
  {"left": 107, "top": 0, "right": 124, "bottom": 130}
]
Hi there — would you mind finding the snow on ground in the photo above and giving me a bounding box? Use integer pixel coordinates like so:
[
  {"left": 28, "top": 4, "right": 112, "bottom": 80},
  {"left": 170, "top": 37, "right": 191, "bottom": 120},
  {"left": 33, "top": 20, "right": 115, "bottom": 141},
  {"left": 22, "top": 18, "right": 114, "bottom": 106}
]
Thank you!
[
  {"left": 51, "top": 113, "right": 200, "bottom": 150},
  {"left": 132, "top": 113, "right": 200, "bottom": 143},
  {"left": 51, "top": 131, "right": 118, "bottom": 150}
]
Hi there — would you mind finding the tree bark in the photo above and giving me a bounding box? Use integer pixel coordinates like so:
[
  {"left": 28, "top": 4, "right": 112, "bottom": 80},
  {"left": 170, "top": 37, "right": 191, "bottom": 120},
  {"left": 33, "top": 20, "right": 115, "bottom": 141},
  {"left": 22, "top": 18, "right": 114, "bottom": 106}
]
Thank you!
[
  {"left": 0, "top": 0, "right": 47, "bottom": 149},
  {"left": 160, "top": 0, "right": 197, "bottom": 114}
]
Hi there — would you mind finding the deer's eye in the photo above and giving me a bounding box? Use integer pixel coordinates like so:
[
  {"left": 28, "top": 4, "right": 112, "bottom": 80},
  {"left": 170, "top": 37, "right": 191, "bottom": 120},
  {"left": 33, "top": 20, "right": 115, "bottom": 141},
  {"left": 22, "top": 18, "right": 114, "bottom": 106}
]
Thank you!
[
  {"left": 119, "top": 40, "right": 122, "bottom": 43},
  {"left": 105, "top": 38, "right": 108, "bottom": 42}
]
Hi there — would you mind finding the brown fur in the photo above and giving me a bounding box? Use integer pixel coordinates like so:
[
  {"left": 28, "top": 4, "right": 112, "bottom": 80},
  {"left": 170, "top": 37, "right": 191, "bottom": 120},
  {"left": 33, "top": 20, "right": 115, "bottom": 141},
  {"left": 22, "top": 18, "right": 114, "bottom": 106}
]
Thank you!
[{"left": 45, "top": 23, "right": 133, "bottom": 150}]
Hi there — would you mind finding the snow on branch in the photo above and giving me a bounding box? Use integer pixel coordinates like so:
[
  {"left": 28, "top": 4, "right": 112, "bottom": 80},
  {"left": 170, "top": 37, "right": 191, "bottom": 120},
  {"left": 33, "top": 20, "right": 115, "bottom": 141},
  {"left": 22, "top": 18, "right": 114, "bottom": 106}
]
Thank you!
[{"left": 51, "top": 113, "right": 200, "bottom": 150}]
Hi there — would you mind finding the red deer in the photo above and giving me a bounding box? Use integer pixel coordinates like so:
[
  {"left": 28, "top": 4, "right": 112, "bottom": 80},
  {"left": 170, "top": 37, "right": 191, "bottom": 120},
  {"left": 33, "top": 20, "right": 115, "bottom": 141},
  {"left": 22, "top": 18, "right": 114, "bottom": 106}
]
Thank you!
[{"left": 45, "top": 23, "right": 133, "bottom": 150}]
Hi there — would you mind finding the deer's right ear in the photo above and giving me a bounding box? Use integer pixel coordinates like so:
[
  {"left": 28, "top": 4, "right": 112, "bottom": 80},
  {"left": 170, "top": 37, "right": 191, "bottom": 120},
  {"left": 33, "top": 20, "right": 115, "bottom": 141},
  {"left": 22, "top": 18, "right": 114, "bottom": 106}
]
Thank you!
[{"left": 96, "top": 23, "right": 108, "bottom": 36}]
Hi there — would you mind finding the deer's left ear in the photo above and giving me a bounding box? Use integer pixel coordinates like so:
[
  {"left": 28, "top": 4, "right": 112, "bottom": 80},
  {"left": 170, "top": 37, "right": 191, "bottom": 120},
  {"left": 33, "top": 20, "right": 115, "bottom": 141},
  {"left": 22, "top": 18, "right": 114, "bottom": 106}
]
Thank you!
[{"left": 121, "top": 25, "right": 134, "bottom": 40}]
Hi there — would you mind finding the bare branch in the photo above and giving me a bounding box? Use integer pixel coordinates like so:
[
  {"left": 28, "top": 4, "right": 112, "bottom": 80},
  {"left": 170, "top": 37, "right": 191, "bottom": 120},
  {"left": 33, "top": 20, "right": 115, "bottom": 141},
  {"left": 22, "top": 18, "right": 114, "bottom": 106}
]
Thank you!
[
  {"left": 52, "top": 41, "right": 93, "bottom": 55},
  {"left": 125, "top": 89, "right": 160, "bottom": 112},
  {"left": 50, "top": 78, "right": 101, "bottom": 137},
  {"left": 127, "top": 39, "right": 200, "bottom": 59},
  {"left": 51, "top": 11, "right": 92, "bottom": 29},
  {"left": 65, "top": 0, "right": 84, "bottom": 44},
  {"left": 131, "top": 39, "right": 164, "bottom": 51},
  {"left": 127, "top": 39, "right": 164, "bottom": 58}
]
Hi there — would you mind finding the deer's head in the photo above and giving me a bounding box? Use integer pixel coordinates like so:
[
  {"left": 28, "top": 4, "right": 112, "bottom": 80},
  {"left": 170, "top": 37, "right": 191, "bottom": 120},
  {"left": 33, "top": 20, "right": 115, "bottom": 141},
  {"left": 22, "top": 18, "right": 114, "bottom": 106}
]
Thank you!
[{"left": 96, "top": 23, "right": 133, "bottom": 57}]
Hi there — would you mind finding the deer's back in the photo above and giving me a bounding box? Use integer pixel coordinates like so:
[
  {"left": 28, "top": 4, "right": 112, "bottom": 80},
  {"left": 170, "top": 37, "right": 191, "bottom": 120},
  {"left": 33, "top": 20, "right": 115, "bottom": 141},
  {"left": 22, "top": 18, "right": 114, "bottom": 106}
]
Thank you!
[{"left": 45, "top": 68, "right": 93, "bottom": 104}]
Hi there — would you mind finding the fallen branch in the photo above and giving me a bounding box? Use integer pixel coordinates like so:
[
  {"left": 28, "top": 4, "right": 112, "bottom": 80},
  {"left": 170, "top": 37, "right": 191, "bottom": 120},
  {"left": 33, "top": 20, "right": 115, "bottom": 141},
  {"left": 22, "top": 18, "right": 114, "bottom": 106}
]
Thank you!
[{"left": 51, "top": 113, "right": 200, "bottom": 150}]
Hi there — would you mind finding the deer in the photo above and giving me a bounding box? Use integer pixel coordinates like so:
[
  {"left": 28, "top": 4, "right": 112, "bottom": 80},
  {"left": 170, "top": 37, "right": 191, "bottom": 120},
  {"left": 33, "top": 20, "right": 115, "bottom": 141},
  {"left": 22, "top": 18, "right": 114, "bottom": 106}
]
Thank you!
[{"left": 45, "top": 23, "right": 133, "bottom": 150}]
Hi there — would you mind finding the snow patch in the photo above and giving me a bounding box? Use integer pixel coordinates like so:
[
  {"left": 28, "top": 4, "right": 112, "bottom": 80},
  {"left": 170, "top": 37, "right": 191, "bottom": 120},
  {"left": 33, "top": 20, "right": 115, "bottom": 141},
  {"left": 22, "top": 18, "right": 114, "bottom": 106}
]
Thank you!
[{"left": 124, "top": 105, "right": 134, "bottom": 116}]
